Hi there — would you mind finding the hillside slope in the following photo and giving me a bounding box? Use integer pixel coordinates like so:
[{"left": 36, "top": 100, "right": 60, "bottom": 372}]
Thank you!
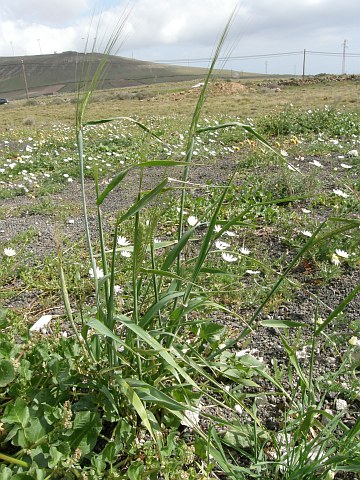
[{"left": 0, "top": 51, "right": 236, "bottom": 99}]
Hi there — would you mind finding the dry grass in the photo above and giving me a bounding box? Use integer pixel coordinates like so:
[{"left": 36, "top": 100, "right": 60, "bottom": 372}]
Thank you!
[{"left": 0, "top": 78, "right": 359, "bottom": 134}]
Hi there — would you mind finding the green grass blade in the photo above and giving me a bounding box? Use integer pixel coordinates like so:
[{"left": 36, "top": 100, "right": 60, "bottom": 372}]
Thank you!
[
  {"left": 315, "top": 283, "right": 360, "bottom": 335},
  {"left": 115, "top": 314, "right": 198, "bottom": 388},
  {"left": 139, "top": 291, "right": 185, "bottom": 329},
  {"left": 117, "top": 378, "right": 156, "bottom": 443},
  {"left": 97, "top": 160, "right": 189, "bottom": 205},
  {"left": 118, "top": 179, "right": 168, "bottom": 223}
]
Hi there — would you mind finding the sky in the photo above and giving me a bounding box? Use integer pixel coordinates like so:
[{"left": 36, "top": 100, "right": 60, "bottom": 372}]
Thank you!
[{"left": 1, "top": 0, "right": 360, "bottom": 75}]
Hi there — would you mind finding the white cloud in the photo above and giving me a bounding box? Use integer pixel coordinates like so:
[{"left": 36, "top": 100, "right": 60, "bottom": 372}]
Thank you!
[
  {"left": 0, "top": 0, "right": 359, "bottom": 74},
  {"left": 2, "top": 0, "right": 90, "bottom": 25}
]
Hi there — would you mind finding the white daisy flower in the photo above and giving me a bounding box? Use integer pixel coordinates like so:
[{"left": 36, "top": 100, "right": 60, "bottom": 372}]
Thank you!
[
  {"left": 239, "top": 247, "right": 251, "bottom": 255},
  {"left": 335, "top": 249, "right": 349, "bottom": 259},
  {"left": 340, "top": 163, "right": 352, "bottom": 169},
  {"left": 215, "top": 240, "right": 230, "bottom": 250},
  {"left": 180, "top": 408, "right": 200, "bottom": 428},
  {"left": 89, "top": 266, "right": 104, "bottom": 278},
  {"left": 309, "top": 159, "right": 323, "bottom": 167},
  {"left": 117, "top": 236, "right": 130, "bottom": 247},
  {"left": 187, "top": 215, "right": 199, "bottom": 227},
  {"left": 176, "top": 207, "right": 188, "bottom": 215},
  {"left": 30, "top": 315, "right": 52, "bottom": 332},
  {"left": 245, "top": 269, "right": 260, "bottom": 275},
  {"left": 3, "top": 247, "right": 16, "bottom": 257},
  {"left": 234, "top": 404, "right": 243, "bottom": 415},
  {"left": 347, "top": 149, "right": 359, "bottom": 157},
  {"left": 280, "top": 150, "right": 288, "bottom": 157},
  {"left": 221, "top": 252, "right": 238, "bottom": 262},
  {"left": 331, "top": 253, "right": 340, "bottom": 266},
  {"left": 301, "top": 208, "right": 311, "bottom": 214},
  {"left": 348, "top": 336, "right": 360, "bottom": 347},
  {"left": 214, "top": 224, "right": 222, "bottom": 233},
  {"left": 301, "top": 230, "right": 312, "bottom": 237},
  {"left": 333, "top": 189, "right": 349, "bottom": 198},
  {"left": 223, "top": 230, "right": 236, "bottom": 237},
  {"left": 120, "top": 250, "right": 131, "bottom": 258}
]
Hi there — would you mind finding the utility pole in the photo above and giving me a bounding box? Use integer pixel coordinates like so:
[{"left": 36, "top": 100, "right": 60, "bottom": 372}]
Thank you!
[
  {"left": 302, "top": 49, "right": 306, "bottom": 79},
  {"left": 37, "top": 39, "right": 43, "bottom": 55},
  {"left": 21, "top": 60, "right": 29, "bottom": 100},
  {"left": 265, "top": 60, "right": 268, "bottom": 74},
  {"left": 341, "top": 39, "right": 348, "bottom": 74}
]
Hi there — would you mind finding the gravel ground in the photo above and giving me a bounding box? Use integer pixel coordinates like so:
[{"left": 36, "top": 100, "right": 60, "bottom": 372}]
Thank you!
[{"left": 1, "top": 153, "right": 359, "bottom": 478}]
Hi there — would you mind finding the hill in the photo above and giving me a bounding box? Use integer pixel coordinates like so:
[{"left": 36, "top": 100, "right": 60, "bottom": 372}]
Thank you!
[{"left": 0, "top": 51, "right": 243, "bottom": 100}]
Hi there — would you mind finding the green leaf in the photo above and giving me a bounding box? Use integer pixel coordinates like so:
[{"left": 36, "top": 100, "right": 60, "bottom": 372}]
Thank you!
[
  {"left": 161, "top": 226, "right": 196, "bottom": 271},
  {"left": 140, "top": 268, "right": 183, "bottom": 281},
  {"left": 315, "top": 283, "right": 360, "bottom": 335},
  {"left": 3, "top": 398, "right": 30, "bottom": 428},
  {"left": 97, "top": 160, "right": 188, "bottom": 205},
  {"left": 0, "top": 359, "right": 15, "bottom": 387},
  {"left": 260, "top": 319, "right": 308, "bottom": 328},
  {"left": 139, "top": 291, "right": 185, "bottom": 329},
  {"left": 127, "top": 460, "right": 145, "bottom": 480},
  {"left": 117, "top": 378, "right": 156, "bottom": 443},
  {"left": 115, "top": 314, "right": 198, "bottom": 388},
  {"left": 24, "top": 417, "right": 50, "bottom": 446},
  {"left": 87, "top": 318, "right": 137, "bottom": 356},
  {"left": 0, "top": 308, "right": 8, "bottom": 329},
  {"left": 126, "top": 379, "right": 193, "bottom": 413},
  {"left": 118, "top": 178, "right": 168, "bottom": 223},
  {"left": 96, "top": 167, "right": 131, "bottom": 205},
  {"left": 10, "top": 475, "right": 34, "bottom": 480},
  {"left": 48, "top": 446, "right": 64, "bottom": 469},
  {"left": 70, "top": 411, "right": 102, "bottom": 455}
]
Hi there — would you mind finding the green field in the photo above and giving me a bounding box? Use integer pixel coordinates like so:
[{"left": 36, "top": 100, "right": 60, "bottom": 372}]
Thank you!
[{"left": 0, "top": 73, "right": 359, "bottom": 479}]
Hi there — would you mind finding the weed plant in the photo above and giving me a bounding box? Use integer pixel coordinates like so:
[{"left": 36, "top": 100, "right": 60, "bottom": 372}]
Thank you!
[{"left": 1, "top": 11, "right": 360, "bottom": 480}]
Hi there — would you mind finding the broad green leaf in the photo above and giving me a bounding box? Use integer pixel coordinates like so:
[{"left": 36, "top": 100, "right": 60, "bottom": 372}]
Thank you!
[
  {"left": 0, "top": 308, "right": 8, "bottom": 329},
  {"left": 3, "top": 398, "right": 30, "bottom": 428},
  {"left": 24, "top": 417, "right": 50, "bottom": 446},
  {"left": 10, "top": 475, "right": 34, "bottom": 480},
  {"left": 70, "top": 411, "right": 102, "bottom": 455},
  {"left": 127, "top": 460, "right": 145, "bottom": 480},
  {"left": 0, "top": 359, "right": 15, "bottom": 387},
  {"left": 48, "top": 446, "right": 64, "bottom": 469}
]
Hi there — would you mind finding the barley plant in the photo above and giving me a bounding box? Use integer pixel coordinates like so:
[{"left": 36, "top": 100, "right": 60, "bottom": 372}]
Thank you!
[{"left": 0, "top": 9, "right": 359, "bottom": 480}]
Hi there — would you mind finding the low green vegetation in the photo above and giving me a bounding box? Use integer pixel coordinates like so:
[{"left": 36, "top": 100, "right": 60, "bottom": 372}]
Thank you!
[{"left": 0, "top": 25, "right": 359, "bottom": 480}]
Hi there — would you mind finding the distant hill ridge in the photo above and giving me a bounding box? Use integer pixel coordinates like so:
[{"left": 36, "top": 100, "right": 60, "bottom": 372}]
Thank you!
[{"left": 0, "top": 51, "right": 236, "bottom": 99}]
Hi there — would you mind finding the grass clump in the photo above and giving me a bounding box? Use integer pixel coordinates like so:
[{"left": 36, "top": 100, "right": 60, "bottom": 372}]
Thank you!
[{"left": 1, "top": 11, "right": 360, "bottom": 480}]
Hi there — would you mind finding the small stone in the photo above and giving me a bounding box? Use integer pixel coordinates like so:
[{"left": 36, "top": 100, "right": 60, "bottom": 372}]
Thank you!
[
  {"left": 255, "top": 395, "right": 268, "bottom": 407},
  {"left": 335, "top": 398, "right": 347, "bottom": 411}
]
